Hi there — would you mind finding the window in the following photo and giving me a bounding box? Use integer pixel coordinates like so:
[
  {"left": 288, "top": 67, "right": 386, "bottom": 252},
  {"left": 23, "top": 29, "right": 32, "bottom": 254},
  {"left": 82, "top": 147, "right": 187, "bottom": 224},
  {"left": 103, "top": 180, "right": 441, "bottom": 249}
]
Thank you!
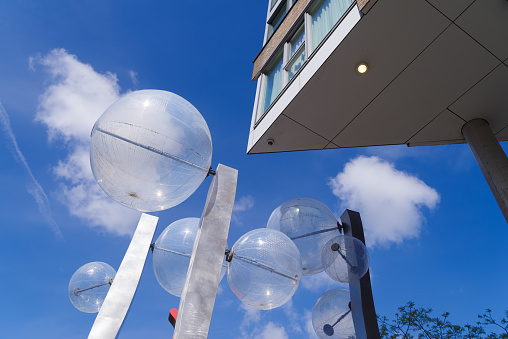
[
  {"left": 270, "top": 0, "right": 279, "bottom": 10},
  {"left": 267, "top": 1, "right": 288, "bottom": 39},
  {"left": 310, "top": 0, "right": 353, "bottom": 50},
  {"left": 256, "top": 0, "right": 354, "bottom": 121},
  {"left": 286, "top": 25, "right": 305, "bottom": 80},
  {"left": 262, "top": 52, "right": 284, "bottom": 112}
]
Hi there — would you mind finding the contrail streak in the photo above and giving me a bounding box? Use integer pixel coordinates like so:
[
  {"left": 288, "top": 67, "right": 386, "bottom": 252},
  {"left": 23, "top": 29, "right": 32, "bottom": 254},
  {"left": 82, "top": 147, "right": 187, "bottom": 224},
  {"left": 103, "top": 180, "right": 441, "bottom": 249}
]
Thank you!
[{"left": 0, "top": 100, "right": 63, "bottom": 239}]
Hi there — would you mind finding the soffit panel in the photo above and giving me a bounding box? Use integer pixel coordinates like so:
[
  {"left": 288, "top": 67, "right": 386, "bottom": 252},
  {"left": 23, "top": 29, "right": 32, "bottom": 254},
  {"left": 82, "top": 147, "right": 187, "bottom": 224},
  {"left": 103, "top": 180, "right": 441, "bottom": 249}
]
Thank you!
[
  {"left": 449, "top": 63, "right": 508, "bottom": 134},
  {"left": 407, "top": 109, "right": 466, "bottom": 146},
  {"left": 249, "top": 115, "right": 329, "bottom": 154},
  {"left": 425, "top": 0, "right": 475, "bottom": 21},
  {"left": 332, "top": 24, "right": 499, "bottom": 148},
  {"left": 284, "top": 0, "right": 451, "bottom": 140},
  {"left": 496, "top": 125, "right": 508, "bottom": 140},
  {"left": 455, "top": 0, "right": 508, "bottom": 61}
]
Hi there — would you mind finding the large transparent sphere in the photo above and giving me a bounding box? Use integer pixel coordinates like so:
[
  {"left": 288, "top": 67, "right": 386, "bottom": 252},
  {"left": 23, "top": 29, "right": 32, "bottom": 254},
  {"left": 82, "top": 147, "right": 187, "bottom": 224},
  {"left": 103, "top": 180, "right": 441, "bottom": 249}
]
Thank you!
[
  {"left": 267, "top": 197, "right": 339, "bottom": 275},
  {"left": 68, "top": 262, "right": 116, "bottom": 313},
  {"left": 313, "top": 289, "right": 356, "bottom": 339},
  {"left": 90, "top": 90, "right": 212, "bottom": 212},
  {"left": 322, "top": 235, "right": 369, "bottom": 283},
  {"left": 153, "top": 218, "right": 227, "bottom": 297},
  {"left": 227, "top": 228, "right": 302, "bottom": 310}
]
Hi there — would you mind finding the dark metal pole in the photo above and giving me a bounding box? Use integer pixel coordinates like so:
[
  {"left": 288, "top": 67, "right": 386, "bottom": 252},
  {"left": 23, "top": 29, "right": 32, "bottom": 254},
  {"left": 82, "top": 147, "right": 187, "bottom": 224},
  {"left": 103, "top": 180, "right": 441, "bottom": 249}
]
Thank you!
[{"left": 341, "top": 209, "right": 380, "bottom": 339}]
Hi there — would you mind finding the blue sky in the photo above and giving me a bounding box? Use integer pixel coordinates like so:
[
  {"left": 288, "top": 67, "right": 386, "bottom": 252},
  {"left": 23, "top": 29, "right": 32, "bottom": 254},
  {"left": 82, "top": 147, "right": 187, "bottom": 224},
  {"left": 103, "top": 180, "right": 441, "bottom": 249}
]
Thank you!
[{"left": 1, "top": 1, "right": 507, "bottom": 338}]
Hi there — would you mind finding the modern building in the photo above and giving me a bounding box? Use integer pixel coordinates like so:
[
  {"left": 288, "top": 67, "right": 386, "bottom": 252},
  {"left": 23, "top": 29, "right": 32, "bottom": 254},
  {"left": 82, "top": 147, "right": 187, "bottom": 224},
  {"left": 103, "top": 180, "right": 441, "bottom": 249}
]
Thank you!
[{"left": 248, "top": 0, "right": 508, "bottom": 221}]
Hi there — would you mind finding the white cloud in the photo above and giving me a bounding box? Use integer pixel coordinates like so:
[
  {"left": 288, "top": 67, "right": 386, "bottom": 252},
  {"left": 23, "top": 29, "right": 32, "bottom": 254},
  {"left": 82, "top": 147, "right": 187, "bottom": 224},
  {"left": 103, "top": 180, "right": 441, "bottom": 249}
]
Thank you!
[
  {"left": 253, "top": 322, "right": 289, "bottom": 339},
  {"left": 32, "top": 48, "right": 140, "bottom": 236},
  {"left": 232, "top": 195, "right": 255, "bottom": 225},
  {"left": 329, "top": 156, "right": 440, "bottom": 247},
  {"left": 304, "top": 310, "right": 320, "bottom": 339},
  {"left": 0, "top": 101, "right": 63, "bottom": 239},
  {"left": 300, "top": 271, "right": 348, "bottom": 293},
  {"left": 282, "top": 298, "right": 302, "bottom": 334}
]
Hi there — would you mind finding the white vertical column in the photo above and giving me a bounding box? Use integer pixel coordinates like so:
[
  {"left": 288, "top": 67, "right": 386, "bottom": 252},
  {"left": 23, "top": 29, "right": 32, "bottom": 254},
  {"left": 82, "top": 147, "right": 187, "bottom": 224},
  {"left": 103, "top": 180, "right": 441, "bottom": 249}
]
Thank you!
[
  {"left": 462, "top": 119, "right": 508, "bottom": 222},
  {"left": 89, "top": 213, "right": 159, "bottom": 339},
  {"left": 174, "top": 164, "right": 238, "bottom": 339}
]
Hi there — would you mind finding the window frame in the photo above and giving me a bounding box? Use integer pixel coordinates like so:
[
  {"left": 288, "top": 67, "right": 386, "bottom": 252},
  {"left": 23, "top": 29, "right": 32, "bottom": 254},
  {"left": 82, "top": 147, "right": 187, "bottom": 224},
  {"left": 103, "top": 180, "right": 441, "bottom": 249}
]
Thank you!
[{"left": 256, "top": 0, "right": 356, "bottom": 123}]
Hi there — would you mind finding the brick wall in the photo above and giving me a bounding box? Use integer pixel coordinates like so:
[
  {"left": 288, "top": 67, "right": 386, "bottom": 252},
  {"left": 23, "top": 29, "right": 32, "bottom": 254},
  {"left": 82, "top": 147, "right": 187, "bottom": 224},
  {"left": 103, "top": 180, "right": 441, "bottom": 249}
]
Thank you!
[{"left": 356, "top": 0, "right": 369, "bottom": 11}]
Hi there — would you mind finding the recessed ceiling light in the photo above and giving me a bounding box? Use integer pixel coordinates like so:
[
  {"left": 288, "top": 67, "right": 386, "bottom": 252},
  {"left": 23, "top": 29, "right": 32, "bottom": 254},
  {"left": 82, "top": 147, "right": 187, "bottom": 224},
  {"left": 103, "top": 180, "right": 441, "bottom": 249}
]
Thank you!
[{"left": 357, "top": 63, "right": 368, "bottom": 74}]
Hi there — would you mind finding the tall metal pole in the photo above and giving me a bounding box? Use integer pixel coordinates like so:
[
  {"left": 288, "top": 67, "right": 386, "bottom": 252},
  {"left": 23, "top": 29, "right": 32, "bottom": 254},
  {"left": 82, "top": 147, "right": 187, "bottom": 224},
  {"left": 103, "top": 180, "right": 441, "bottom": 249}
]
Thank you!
[
  {"left": 173, "top": 164, "right": 238, "bottom": 339},
  {"left": 341, "top": 209, "right": 380, "bottom": 339},
  {"left": 462, "top": 119, "right": 508, "bottom": 223},
  {"left": 89, "top": 213, "right": 159, "bottom": 339}
]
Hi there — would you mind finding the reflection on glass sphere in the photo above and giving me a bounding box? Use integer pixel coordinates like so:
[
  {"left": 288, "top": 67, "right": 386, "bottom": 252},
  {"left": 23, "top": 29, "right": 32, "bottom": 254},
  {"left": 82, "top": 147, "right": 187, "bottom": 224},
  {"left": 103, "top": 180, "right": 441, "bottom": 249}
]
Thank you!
[
  {"left": 267, "top": 197, "right": 339, "bottom": 275},
  {"left": 153, "top": 218, "right": 227, "bottom": 297},
  {"left": 313, "top": 289, "right": 356, "bottom": 339},
  {"left": 68, "top": 262, "right": 116, "bottom": 313},
  {"left": 227, "top": 228, "right": 302, "bottom": 310},
  {"left": 322, "top": 235, "right": 369, "bottom": 283},
  {"left": 90, "top": 90, "right": 212, "bottom": 212}
]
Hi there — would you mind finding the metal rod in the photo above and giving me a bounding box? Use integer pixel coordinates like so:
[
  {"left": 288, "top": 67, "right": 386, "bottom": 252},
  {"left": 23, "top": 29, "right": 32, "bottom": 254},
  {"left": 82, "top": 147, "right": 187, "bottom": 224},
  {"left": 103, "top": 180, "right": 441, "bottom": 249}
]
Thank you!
[
  {"left": 331, "top": 309, "right": 351, "bottom": 328},
  {"left": 95, "top": 127, "right": 209, "bottom": 172},
  {"left": 290, "top": 227, "right": 337, "bottom": 241},
  {"left": 74, "top": 280, "right": 111, "bottom": 296},
  {"left": 235, "top": 255, "right": 298, "bottom": 282},
  {"left": 154, "top": 246, "right": 191, "bottom": 258}
]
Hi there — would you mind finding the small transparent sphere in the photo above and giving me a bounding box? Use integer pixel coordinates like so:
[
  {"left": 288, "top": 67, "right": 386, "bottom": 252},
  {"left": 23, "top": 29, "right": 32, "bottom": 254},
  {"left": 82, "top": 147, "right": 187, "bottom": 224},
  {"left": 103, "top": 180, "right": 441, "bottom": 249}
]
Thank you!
[
  {"left": 90, "top": 90, "right": 212, "bottom": 212},
  {"left": 267, "top": 197, "right": 339, "bottom": 275},
  {"left": 313, "top": 289, "right": 356, "bottom": 339},
  {"left": 227, "top": 228, "right": 302, "bottom": 310},
  {"left": 322, "top": 235, "right": 369, "bottom": 283},
  {"left": 153, "top": 218, "right": 227, "bottom": 297},
  {"left": 68, "top": 262, "right": 116, "bottom": 313}
]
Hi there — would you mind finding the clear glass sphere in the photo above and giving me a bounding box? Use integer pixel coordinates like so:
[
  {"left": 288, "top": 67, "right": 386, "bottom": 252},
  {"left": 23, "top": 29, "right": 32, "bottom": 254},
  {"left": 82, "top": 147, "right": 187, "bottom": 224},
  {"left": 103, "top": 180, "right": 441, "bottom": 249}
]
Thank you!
[
  {"left": 90, "top": 90, "right": 212, "bottom": 212},
  {"left": 153, "top": 218, "right": 227, "bottom": 297},
  {"left": 68, "top": 262, "right": 116, "bottom": 313},
  {"left": 227, "top": 228, "right": 302, "bottom": 310},
  {"left": 267, "top": 197, "right": 339, "bottom": 275},
  {"left": 322, "top": 235, "right": 369, "bottom": 283},
  {"left": 313, "top": 289, "right": 356, "bottom": 339}
]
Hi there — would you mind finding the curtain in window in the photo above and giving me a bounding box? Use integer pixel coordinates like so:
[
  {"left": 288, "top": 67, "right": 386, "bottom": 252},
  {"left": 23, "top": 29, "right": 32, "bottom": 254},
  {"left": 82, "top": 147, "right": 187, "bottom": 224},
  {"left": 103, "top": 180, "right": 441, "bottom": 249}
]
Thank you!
[
  {"left": 311, "top": 0, "right": 353, "bottom": 50},
  {"left": 263, "top": 56, "right": 284, "bottom": 112}
]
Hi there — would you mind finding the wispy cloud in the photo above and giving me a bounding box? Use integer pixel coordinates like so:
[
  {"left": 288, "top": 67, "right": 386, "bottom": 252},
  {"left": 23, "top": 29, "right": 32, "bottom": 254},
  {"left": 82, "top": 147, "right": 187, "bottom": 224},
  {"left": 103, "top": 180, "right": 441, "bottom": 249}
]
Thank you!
[
  {"left": 0, "top": 101, "right": 63, "bottom": 239},
  {"left": 329, "top": 156, "right": 440, "bottom": 247},
  {"left": 300, "top": 271, "right": 348, "bottom": 293},
  {"left": 128, "top": 70, "right": 138, "bottom": 87},
  {"left": 31, "top": 48, "right": 140, "bottom": 236},
  {"left": 232, "top": 195, "right": 255, "bottom": 225}
]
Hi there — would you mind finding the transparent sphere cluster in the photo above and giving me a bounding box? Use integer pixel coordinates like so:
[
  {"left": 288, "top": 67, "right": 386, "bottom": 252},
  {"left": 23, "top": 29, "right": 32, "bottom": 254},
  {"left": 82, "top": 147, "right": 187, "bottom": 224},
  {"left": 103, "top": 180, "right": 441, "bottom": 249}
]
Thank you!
[
  {"left": 267, "top": 197, "right": 339, "bottom": 275},
  {"left": 228, "top": 228, "right": 302, "bottom": 310},
  {"left": 313, "top": 289, "right": 356, "bottom": 339},
  {"left": 68, "top": 262, "right": 116, "bottom": 313},
  {"left": 153, "top": 218, "right": 227, "bottom": 297},
  {"left": 322, "top": 235, "right": 369, "bottom": 283},
  {"left": 90, "top": 90, "right": 212, "bottom": 212}
]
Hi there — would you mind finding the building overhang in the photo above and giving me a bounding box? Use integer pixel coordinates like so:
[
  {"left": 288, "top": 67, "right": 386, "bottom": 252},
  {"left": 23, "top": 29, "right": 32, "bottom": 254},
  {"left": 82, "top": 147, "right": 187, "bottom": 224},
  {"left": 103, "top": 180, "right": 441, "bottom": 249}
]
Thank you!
[{"left": 247, "top": 0, "right": 508, "bottom": 154}]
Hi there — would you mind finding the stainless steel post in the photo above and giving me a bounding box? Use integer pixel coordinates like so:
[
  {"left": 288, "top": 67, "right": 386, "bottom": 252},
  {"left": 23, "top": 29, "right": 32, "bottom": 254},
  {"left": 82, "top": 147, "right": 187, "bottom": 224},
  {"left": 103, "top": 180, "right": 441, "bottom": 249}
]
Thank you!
[
  {"left": 173, "top": 164, "right": 238, "bottom": 339},
  {"left": 341, "top": 209, "right": 380, "bottom": 339},
  {"left": 88, "top": 213, "right": 159, "bottom": 339}
]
